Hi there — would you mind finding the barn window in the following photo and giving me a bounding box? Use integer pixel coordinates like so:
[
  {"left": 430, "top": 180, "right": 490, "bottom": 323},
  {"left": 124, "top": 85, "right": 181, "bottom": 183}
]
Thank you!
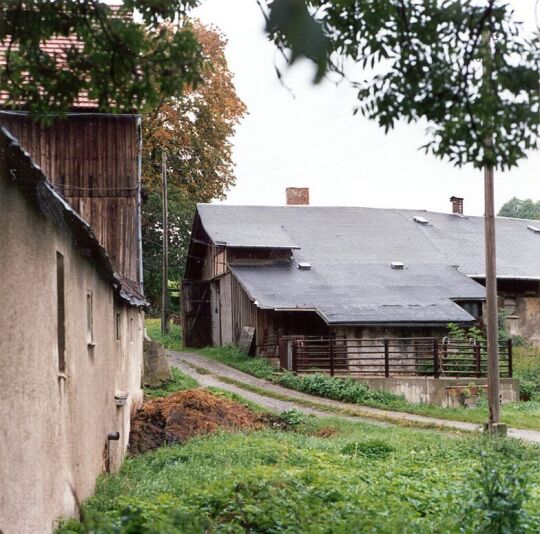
[
  {"left": 115, "top": 312, "right": 122, "bottom": 341},
  {"left": 129, "top": 317, "right": 134, "bottom": 343},
  {"left": 56, "top": 252, "right": 66, "bottom": 373},
  {"left": 86, "top": 292, "right": 94, "bottom": 345},
  {"left": 504, "top": 297, "right": 518, "bottom": 317}
]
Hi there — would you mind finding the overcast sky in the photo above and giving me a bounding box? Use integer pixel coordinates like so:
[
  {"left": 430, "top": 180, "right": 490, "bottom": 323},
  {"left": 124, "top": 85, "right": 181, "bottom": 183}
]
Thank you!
[{"left": 192, "top": 0, "right": 540, "bottom": 215}]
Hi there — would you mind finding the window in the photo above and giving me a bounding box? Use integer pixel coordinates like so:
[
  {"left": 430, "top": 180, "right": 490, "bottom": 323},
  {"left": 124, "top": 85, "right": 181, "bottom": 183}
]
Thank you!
[
  {"left": 504, "top": 297, "right": 518, "bottom": 317},
  {"left": 56, "top": 252, "right": 66, "bottom": 373},
  {"left": 129, "top": 317, "right": 134, "bottom": 343},
  {"left": 86, "top": 292, "right": 94, "bottom": 345},
  {"left": 115, "top": 312, "right": 121, "bottom": 341},
  {"left": 457, "top": 301, "right": 482, "bottom": 318}
]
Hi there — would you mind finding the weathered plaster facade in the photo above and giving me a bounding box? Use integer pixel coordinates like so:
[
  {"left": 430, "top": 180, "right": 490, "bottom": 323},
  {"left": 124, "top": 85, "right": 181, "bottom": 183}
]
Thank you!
[{"left": 0, "top": 138, "right": 143, "bottom": 533}]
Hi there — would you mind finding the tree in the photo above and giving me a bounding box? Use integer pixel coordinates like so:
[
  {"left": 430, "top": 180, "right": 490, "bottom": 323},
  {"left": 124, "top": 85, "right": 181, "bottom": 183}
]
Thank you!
[
  {"left": 498, "top": 198, "right": 540, "bottom": 220},
  {"left": 0, "top": 1, "right": 203, "bottom": 120},
  {"left": 141, "top": 21, "right": 246, "bottom": 309}
]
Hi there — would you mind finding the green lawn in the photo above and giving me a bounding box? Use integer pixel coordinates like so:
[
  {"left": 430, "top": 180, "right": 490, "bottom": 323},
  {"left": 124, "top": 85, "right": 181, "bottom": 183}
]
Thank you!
[
  {"left": 145, "top": 317, "right": 183, "bottom": 351},
  {"left": 57, "top": 413, "right": 540, "bottom": 533}
]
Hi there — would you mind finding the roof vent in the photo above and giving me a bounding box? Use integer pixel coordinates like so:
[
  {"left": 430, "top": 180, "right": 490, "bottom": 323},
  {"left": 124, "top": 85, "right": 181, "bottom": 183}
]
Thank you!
[
  {"left": 527, "top": 225, "right": 540, "bottom": 233},
  {"left": 390, "top": 262, "right": 404, "bottom": 270},
  {"left": 413, "top": 216, "right": 429, "bottom": 225},
  {"left": 297, "top": 262, "right": 312, "bottom": 270}
]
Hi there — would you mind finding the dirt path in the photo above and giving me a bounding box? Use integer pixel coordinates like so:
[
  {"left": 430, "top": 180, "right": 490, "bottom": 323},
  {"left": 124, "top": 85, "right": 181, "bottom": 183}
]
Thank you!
[{"left": 168, "top": 350, "right": 540, "bottom": 443}]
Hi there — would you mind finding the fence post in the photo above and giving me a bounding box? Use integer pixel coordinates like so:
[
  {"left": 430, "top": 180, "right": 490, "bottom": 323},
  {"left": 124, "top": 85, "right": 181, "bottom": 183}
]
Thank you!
[
  {"left": 292, "top": 340, "right": 298, "bottom": 373},
  {"left": 474, "top": 341, "right": 481, "bottom": 378},
  {"left": 507, "top": 338, "right": 513, "bottom": 378},
  {"left": 384, "top": 339, "right": 390, "bottom": 378},
  {"left": 329, "top": 336, "right": 335, "bottom": 377},
  {"left": 433, "top": 339, "right": 440, "bottom": 378}
]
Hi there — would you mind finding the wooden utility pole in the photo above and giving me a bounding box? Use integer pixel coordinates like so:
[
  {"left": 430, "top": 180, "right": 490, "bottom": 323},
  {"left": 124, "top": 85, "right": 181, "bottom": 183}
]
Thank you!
[
  {"left": 482, "top": 29, "right": 503, "bottom": 433},
  {"left": 161, "top": 151, "right": 169, "bottom": 334}
]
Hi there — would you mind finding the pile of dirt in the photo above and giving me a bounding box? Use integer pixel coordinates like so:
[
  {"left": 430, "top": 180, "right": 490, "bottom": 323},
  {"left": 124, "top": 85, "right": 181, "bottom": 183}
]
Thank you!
[{"left": 129, "top": 389, "right": 264, "bottom": 454}]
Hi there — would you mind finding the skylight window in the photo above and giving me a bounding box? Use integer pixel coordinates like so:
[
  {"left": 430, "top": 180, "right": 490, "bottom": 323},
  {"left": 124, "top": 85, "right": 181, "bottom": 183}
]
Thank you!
[
  {"left": 391, "top": 262, "right": 404, "bottom": 270},
  {"left": 413, "top": 216, "right": 429, "bottom": 225},
  {"left": 297, "top": 262, "right": 311, "bottom": 270},
  {"left": 527, "top": 225, "right": 540, "bottom": 233}
]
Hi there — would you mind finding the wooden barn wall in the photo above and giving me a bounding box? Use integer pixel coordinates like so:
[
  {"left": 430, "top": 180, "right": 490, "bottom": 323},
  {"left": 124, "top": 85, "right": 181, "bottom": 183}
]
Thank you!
[
  {"left": 0, "top": 113, "right": 140, "bottom": 282},
  {"left": 230, "top": 275, "right": 257, "bottom": 345}
]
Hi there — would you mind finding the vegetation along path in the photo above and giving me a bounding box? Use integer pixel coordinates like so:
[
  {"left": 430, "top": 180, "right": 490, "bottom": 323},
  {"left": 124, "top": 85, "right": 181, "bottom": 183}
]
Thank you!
[{"left": 169, "top": 350, "right": 540, "bottom": 444}]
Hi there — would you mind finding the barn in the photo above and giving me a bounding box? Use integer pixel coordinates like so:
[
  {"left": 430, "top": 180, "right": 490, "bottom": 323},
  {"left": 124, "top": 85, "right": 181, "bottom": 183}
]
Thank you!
[{"left": 182, "top": 189, "right": 540, "bottom": 364}]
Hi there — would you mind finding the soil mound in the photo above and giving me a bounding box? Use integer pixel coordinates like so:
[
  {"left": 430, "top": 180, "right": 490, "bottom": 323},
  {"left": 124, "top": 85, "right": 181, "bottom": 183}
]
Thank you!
[{"left": 129, "top": 389, "right": 264, "bottom": 454}]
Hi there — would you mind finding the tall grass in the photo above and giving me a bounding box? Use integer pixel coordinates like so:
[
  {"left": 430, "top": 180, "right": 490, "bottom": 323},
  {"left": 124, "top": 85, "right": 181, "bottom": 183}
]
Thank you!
[{"left": 57, "top": 417, "right": 540, "bottom": 533}]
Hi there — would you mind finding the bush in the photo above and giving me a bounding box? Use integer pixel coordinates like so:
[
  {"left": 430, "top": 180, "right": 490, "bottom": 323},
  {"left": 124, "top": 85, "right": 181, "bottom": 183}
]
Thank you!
[
  {"left": 464, "top": 451, "right": 533, "bottom": 533},
  {"left": 274, "top": 372, "right": 405, "bottom": 408},
  {"left": 513, "top": 346, "right": 540, "bottom": 401}
]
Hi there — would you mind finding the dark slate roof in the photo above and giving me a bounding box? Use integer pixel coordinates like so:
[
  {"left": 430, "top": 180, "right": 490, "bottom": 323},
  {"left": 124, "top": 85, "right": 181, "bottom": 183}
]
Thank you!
[
  {"left": 1, "top": 127, "right": 147, "bottom": 307},
  {"left": 197, "top": 204, "right": 540, "bottom": 279},
  {"left": 230, "top": 263, "right": 484, "bottom": 325},
  {"left": 196, "top": 203, "right": 540, "bottom": 324}
]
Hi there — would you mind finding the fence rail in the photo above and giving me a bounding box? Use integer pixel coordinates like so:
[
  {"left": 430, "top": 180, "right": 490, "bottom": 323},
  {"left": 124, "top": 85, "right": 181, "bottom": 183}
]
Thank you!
[{"left": 290, "top": 337, "right": 512, "bottom": 379}]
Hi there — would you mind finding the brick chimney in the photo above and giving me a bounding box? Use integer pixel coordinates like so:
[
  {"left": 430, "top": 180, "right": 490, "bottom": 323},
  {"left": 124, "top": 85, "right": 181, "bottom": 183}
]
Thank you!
[
  {"left": 286, "top": 187, "right": 310, "bottom": 205},
  {"left": 450, "top": 196, "right": 464, "bottom": 215}
]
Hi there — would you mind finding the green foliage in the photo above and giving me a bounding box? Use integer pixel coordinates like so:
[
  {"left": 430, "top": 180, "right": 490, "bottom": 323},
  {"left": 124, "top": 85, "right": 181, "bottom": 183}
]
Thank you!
[
  {"left": 278, "top": 408, "right": 305, "bottom": 428},
  {"left": 447, "top": 322, "right": 485, "bottom": 343},
  {"left": 142, "top": 191, "right": 195, "bottom": 311},
  {"left": 341, "top": 439, "right": 395, "bottom": 460},
  {"left": 464, "top": 451, "right": 533, "bottom": 533},
  {"left": 275, "top": 372, "right": 405, "bottom": 408},
  {"left": 56, "top": 421, "right": 540, "bottom": 533},
  {"left": 0, "top": 2, "right": 203, "bottom": 120},
  {"left": 145, "top": 318, "right": 182, "bottom": 351},
  {"left": 498, "top": 197, "right": 540, "bottom": 220},
  {"left": 199, "top": 345, "right": 277, "bottom": 379},
  {"left": 513, "top": 345, "right": 540, "bottom": 402},
  {"left": 144, "top": 367, "right": 198, "bottom": 398},
  {"left": 267, "top": 1, "right": 539, "bottom": 170}
]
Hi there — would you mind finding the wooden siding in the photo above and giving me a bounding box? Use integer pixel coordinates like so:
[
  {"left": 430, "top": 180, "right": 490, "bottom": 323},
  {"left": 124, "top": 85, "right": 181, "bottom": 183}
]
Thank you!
[
  {"left": 220, "top": 274, "right": 233, "bottom": 344},
  {"left": 230, "top": 274, "right": 257, "bottom": 345},
  {"left": 0, "top": 113, "right": 140, "bottom": 282}
]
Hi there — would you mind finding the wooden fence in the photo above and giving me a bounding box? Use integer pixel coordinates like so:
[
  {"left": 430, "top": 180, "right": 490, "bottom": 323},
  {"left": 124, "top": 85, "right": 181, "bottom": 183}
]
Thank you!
[{"left": 288, "top": 337, "right": 512, "bottom": 379}]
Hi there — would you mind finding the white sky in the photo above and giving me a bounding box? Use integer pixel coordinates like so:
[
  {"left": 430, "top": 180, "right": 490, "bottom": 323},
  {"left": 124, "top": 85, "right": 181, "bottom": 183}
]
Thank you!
[{"left": 193, "top": 0, "right": 540, "bottom": 215}]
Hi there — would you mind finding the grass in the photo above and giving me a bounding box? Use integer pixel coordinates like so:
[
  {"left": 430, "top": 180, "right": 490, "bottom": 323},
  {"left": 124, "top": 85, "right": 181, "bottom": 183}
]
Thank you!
[
  {"left": 144, "top": 367, "right": 198, "bottom": 398},
  {"left": 197, "top": 345, "right": 540, "bottom": 431},
  {"left": 145, "top": 317, "right": 183, "bottom": 351},
  {"left": 57, "top": 414, "right": 540, "bottom": 533}
]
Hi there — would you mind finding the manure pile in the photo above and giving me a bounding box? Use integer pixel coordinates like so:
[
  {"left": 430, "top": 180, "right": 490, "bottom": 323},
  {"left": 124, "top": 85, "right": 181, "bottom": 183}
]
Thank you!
[{"left": 129, "top": 389, "right": 264, "bottom": 454}]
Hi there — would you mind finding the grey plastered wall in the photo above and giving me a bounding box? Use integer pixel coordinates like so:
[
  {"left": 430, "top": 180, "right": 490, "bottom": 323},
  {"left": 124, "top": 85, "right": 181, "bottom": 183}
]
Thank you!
[{"left": 0, "top": 160, "right": 143, "bottom": 533}]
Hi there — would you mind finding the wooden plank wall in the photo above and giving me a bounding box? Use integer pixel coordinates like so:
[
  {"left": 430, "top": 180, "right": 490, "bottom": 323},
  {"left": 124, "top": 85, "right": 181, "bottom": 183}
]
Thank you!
[
  {"left": 0, "top": 113, "right": 140, "bottom": 282},
  {"left": 230, "top": 274, "right": 257, "bottom": 345},
  {"left": 220, "top": 274, "right": 233, "bottom": 344}
]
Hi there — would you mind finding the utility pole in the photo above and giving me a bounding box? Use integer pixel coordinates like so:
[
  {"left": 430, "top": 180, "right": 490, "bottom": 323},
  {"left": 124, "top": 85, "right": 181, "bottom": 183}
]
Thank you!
[
  {"left": 482, "top": 29, "right": 504, "bottom": 435},
  {"left": 161, "top": 151, "right": 169, "bottom": 334}
]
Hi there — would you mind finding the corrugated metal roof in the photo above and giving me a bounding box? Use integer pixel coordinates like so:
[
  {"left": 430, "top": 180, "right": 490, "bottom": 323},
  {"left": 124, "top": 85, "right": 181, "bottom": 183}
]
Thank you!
[{"left": 196, "top": 203, "right": 540, "bottom": 324}]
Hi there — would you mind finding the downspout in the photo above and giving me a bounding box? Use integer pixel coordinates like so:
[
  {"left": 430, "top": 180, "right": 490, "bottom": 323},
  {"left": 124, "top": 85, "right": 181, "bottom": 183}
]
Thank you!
[{"left": 136, "top": 116, "right": 144, "bottom": 294}]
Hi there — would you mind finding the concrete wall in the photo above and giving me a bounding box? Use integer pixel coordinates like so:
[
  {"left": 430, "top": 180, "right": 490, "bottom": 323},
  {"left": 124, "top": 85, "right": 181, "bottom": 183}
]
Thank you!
[
  {"left": 506, "top": 296, "right": 540, "bottom": 346},
  {"left": 362, "top": 377, "right": 519, "bottom": 407},
  {"left": 0, "top": 163, "right": 144, "bottom": 533}
]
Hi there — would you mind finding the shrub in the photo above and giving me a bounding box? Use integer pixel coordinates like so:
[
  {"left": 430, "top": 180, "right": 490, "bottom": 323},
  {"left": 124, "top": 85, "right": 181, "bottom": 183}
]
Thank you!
[
  {"left": 274, "top": 372, "right": 405, "bottom": 408},
  {"left": 464, "top": 451, "right": 533, "bottom": 533}
]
